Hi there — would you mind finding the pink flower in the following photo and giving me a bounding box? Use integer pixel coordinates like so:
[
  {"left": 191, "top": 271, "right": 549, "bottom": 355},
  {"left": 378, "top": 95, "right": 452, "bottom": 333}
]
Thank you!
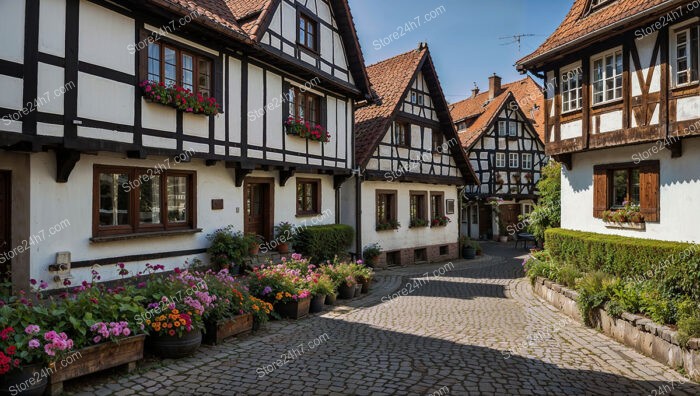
[
  {"left": 25, "top": 325, "right": 40, "bottom": 335},
  {"left": 93, "top": 336, "right": 101, "bottom": 344},
  {"left": 122, "top": 328, "right": 131, "bottom": 337},
  {"left": 145, "top": 85, "right": 152, "bottom": 93},
  {"left": 28, "top": 339, "right": 40, "bottom": 349}
]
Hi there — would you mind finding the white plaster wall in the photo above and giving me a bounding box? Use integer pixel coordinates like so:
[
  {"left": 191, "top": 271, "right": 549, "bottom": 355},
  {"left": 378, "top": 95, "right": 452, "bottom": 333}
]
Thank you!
[
  {"left": 36, "top": 63, "right": 65, "bottom": 115},
  {"left": 677, "top": 96, "right": 700, "bottom": 122},
  {"left": 39, "top": 0, "right": 66, "bottom": 58},
  {"left": 597, "top": 110, "right": 623, "bottom": 133},
  {"left": 0, "top": 0, "right": 25, "bottom": 63},
  {"left": 0, "top": 75, "right": 24, "bottom": 111},
  {"left": 78, "top": 0, "right": 134, "bottom": 75},
  {"left": 27, "top": 152, "right": 242, "bottom": 290},
  {"left": 77, "top": 72, "right": 134, "bottom": 124},
  {"left": 228, "top": 57, "right": 242, "bottom": 143},
  {"left": 561, "top": 138, "right": 700, "bottom": 243},
  {"left": 561, "top": 120, "right": 583, "bottom": 140},
  {"left": 361, "top": 181, "right": 459, "bottom": 252}
]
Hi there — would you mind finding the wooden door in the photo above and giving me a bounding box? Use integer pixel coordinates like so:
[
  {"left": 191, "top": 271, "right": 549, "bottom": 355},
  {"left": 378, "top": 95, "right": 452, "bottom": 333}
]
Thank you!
[
  {"left": 478, "top": 204, "right": 492, "bottom": 238},
  {"left": 500, "top": 204, "right": 522, "bottom": 235},
  {"left": 244, "top": 179, "right": 273, "bottom": 241},
  {"left": 0, "top": 172, "right": 10, "bottom": 279}
]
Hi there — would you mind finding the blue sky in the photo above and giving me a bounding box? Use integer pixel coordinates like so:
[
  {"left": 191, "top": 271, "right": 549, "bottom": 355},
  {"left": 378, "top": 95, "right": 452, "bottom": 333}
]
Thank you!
[{"left": 348, "top": 0, "right": 572, "bottom": 103}]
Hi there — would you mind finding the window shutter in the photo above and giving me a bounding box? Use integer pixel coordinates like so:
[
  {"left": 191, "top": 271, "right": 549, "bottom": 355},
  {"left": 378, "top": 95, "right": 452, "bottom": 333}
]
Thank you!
[
  {"left": 320, "top": 96, "right": 327, "bottom": 129},
  {"left": 593, "top": 167, "right": 608, "bottom": 218},
  {"left": 282, "top": 81, "right": 291, "bottom": 122},
  {"left": 640, "top": 162, "right": 660, "bottom": 222}
]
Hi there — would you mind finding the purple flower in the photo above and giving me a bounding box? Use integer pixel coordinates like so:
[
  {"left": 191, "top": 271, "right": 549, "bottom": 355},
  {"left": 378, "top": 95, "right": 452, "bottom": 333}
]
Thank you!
[
  {"left": 93, "top": 336, "right": 101, "bottom": 344},
  {"left": 39, "top": 280, "right": 48, "bottom": 290},
  {"left": 262, "top": 286, "right": 273, "bottom": 296},
  {"left": 28, "top": 339, "right": 40, "bottom": 349},
  {"left": 25, "top": 325, "right": 40, "bottom": 335}
]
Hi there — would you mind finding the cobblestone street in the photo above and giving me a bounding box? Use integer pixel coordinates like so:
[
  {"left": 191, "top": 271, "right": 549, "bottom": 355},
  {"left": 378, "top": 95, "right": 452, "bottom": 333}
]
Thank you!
[{"left": 67, "top": 243, "right": 700, "bottom": 395}]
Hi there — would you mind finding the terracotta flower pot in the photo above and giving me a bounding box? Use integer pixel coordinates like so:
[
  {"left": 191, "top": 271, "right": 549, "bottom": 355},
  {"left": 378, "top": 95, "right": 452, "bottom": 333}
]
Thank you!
[
  {"left": 277, "top": 243, "right": 290, "bottom": 254},
  {"left": 0, "top": 363, "right": 48, "bottom": 396},
  {"left": 338, "top": 283, "right": 355, "bottom": 299},
  {"left": 148, "top": 330, "right": 202, "bottom": 359},
  {"left": 360, "top": 279, "right": 371, "bottom": 294},
  {"left": 309, "top": 294, "right": 326, "bottom": 313}
]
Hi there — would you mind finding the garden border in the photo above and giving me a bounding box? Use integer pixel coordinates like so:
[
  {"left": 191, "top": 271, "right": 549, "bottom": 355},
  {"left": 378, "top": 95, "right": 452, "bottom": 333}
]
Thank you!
[{"left": 532, "top": 276, "right": 700, "bottom": 381}]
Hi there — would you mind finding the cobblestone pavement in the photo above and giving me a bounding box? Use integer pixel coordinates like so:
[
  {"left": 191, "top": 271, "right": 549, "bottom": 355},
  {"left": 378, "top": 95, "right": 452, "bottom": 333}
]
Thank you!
[{"left": 66, "top": 243, "right": 700, "bottom": 396}]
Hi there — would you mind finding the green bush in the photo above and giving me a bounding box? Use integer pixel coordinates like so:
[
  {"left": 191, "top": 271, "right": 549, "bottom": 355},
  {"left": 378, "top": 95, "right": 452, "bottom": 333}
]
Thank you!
[
  {"left": 576, "top": 271, "right": 618, "bottom": 326},
  {"left": 545, "top": 228, "right": 700, "bottom": 301},
  {"left": 293, "top": 224, "right": 354, "bottom": 263}
]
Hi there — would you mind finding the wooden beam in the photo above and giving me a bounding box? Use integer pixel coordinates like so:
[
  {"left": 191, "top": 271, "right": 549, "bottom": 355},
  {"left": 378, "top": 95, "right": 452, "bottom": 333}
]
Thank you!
[
  {"left": 669, "top": 140, "right": 682, "bottom": 158},
  {"left": 235, "top": 168, "right": 253, "bottom": 188},
  {"left": 279, "top": 169, "right": 295, "bottom": 186},
  {"left": 553, "top": 153, "right": 572, "bottom": 170},
  {"left": 55, "top": 148, "right": 81, "bottom": 183},
  {"left": 126, "top": 149, "right": 146, "bottom": 159},
  {"left": 333, "top": 174, "right": 351, "bottom": 189},
  {"left": 205, "top": 159, "right": 218, "bottom": 167}
]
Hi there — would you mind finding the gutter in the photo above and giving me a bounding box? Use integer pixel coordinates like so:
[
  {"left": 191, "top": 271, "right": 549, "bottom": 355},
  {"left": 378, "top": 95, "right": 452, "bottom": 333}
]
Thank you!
[{"left": 519, "top": 0, "right": 685, "bottom": 70}]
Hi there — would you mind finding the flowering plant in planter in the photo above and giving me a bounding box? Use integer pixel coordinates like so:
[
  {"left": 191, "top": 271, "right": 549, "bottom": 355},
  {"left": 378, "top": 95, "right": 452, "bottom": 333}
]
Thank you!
[
  {"left": 89, "top": 322, "right": 133, "bottom": 345},
  {"left": 285, "top": 117, "right": 330, "bottom": 143},
  {"left": 376, "top": 220, "right": 400, "bottom": 231},
  {"left": 431, "top": 215, "right": 451, "bottom": 227},
  {"left": 247, "top": 263, "right": 312, "bottom": 305},
  {"left": 602, "top": 201, "right": 644, "bottom": 224},
  {"left": 245, "top": 296, "right": 273, "bottom": 326},
  {"left": 409, "top": 218, "right": 429, "bottom": 228},
  {"left": 140, "top": 81, "right": 220, "bottom": 116}
]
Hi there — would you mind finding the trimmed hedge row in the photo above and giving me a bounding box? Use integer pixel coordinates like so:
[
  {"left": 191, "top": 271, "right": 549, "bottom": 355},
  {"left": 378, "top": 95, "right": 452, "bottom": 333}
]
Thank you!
[
  {"left": 545, "top": 228, "right": 700, "bottom": 300},
  {"left": 294, "top": 224, "right": 354, "bottom": 263}
]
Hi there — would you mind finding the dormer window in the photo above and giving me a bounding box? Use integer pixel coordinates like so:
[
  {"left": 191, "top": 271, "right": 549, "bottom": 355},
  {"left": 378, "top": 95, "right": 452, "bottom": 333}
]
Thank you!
[{"left": 299, "top": 14, "right": 318, "bottom": 52}]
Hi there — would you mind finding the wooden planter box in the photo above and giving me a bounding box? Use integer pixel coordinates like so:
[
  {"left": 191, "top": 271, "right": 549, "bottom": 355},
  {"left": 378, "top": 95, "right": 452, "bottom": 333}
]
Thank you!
[
  {"left": 275, "top": 297, "right": 311, "bottom": 319},
  {"left": 48, "top": 334, "right": 145, "bottom": 396},
  {"left": 204, "top": 313, "right": 254, "bottom": 345},
  {"left": 604, "top": 221, "right": 646, "bottom": 230}
]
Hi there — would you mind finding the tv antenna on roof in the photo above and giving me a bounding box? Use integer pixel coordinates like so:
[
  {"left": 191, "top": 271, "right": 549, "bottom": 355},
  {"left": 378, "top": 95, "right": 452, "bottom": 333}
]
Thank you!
[{"left": 499, "top": 34, "right": 540, "bottom": 53}]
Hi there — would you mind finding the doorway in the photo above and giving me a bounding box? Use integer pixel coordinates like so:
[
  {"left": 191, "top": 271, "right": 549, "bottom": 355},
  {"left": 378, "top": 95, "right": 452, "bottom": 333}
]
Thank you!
[
  {"left": 478, "top": 203, "right": 492, "bottom": 239},
  {"left": 0, "top": 171, "right": 10, "bottom": 280},
  {"left": 243, "top": 178, "right": 274, "bottom": 241}
]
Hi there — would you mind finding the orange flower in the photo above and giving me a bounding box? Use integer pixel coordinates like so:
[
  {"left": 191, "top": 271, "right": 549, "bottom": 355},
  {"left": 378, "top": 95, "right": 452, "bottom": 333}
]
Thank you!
[
  {"left": 169, "top": 330, "right": 176, "bottom": 336},
  {"left": 172, "top": 309, "right": 179, "bottom": 315},
  {"left": 174, "top": 321, "right": 181, "bottom": 327}
]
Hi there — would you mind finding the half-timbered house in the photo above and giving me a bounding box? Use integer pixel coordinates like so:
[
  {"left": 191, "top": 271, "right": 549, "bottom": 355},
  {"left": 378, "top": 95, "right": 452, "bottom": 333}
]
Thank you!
[
  {"left": 517, "top": 0, "right": 700, "bottom": 243},
  {"left": 0, "top": 0, "right": 373, "bottom": 290},
  {"left": 354, "top": 44, "right": 477, "bottom": 266},
  {"left": 450, "top": 75, "right": 547, "bottom": 240}
]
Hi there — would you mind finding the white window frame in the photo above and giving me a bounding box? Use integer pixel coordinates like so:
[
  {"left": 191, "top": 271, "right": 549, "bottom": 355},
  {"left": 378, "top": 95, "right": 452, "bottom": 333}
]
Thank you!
[
  {"left": 591, "top": 47, "right": 623, "bottom": 105},
  {"left": 498, "top": 121, "right": 507, "bottom": 136},
  {"left": 508, "top": 121, "right": 518, "bottom": 137},
  {"left": 672, "top": 22, "right": 700, "bottom": 87},
  {"left": 561, "top": 62, "right": 583, "bottom": 113},
  {"left": 522, "top": 153, "right": 533, "bottom": 170},
  {"left": 495, "top": 152, "right": 506, "bottom": 168},
  {"left": 508, "top": 153, "right": 519, "bottom": 168}
]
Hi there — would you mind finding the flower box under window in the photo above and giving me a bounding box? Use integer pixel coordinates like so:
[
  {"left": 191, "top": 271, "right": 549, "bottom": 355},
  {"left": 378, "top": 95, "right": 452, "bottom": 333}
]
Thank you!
[
  {"left": 140, "top": 81, "right": 220, "bottom": 116},
  {"left": 285, "top": 117, "right": 330, "bottom": 143}
]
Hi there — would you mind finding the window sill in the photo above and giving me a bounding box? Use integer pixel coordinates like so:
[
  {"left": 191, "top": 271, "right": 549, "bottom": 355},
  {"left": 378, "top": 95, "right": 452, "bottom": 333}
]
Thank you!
[
  {"left": 603, "top": 221, "right": 645, "bottom": 231},
  {"left": 90, "top": 228, "right": 203, "bottom": 243},
  {"left": 376, "top": 227, "right": 400, "bottom": 232},
  {"left": 296, "top": 212, "right": 322, "bottom": 218},
  {"left": 591, "top": 98, "right": 623, "bottom": 109},
  {"left": 671, "top": 82, "right": 700, "bottom": 92}
]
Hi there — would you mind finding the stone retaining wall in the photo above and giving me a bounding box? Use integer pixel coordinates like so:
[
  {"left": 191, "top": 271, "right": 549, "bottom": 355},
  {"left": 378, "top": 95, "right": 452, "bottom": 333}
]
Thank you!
[{"left": 532, "top": 277, "right": 700, "bottom": 381}]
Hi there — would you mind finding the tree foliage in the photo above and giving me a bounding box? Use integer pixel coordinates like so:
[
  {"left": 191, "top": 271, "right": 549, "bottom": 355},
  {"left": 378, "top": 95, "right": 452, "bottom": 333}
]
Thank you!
[{"left": 526, "top": 161, "right": 561, "bottom": 241}]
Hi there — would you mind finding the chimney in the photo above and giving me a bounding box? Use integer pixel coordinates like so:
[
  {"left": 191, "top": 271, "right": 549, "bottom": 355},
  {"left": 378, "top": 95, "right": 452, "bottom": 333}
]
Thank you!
[
  {"left": 488, "top": 73, "right": 502, "bottom": 100},
  {"left": 471, "top": 83, "right": 480, "bottom": 98}
]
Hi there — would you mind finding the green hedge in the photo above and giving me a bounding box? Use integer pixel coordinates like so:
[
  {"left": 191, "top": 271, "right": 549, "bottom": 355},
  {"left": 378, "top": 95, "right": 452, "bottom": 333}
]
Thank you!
[
  {"left": 545, "top": 228, "right": 700, "bottom": 300},
  {"left": 293, "top": 224, "right": 354, "bottom": 263}
]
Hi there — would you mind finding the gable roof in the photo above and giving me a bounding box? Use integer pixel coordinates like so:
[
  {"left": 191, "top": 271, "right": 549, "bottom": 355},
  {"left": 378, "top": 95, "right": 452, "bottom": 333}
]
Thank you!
[
  {"left": 146, "top": 0, "right": 372, "bottom": 99},
  {"left": 449, "top": 76, "right": 545, "bottom": 149},
  {"left": 355, "top": 44, "right": 478, "bottom": 184},
  {"left": 517, "top": 0, "right": 682, "bottom": 69}
]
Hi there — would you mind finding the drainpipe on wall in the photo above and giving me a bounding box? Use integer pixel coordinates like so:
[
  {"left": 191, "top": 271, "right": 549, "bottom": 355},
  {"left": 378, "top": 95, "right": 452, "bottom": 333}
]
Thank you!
[{"left": 355, "top": 174, "right": 362, "bottom": 258}]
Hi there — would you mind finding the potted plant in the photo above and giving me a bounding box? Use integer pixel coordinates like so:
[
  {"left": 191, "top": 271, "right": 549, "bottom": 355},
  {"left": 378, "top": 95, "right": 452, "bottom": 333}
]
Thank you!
[
  {"left": 376, "top": 220, "right": 400, "bottom": 231},
  {"left": 207, "top": 226, "right": 251, "bottom": 273},
  {"left": 409, "top": 218, "right": 429, "bottom": 228},
  {"left": 308, "top": 274, "right": 334, "bottom": 314},
  {"left": 362, "top": 243, "right": 382, "bottom": 267},
  {"left": 351, "top": 263, "right": 373, "bottom": 294},
  {"left": 200, "top": 270, "right": 254, "bottom": 345},
  {"left": 246, "top": 263, "right": 311, "bottom": 319},
  {"left": 431, "top": 215, "right": 451, "bottom": 227},
  {"left": 246, "top": 233, "right": 262, "bottom": 255},
  {"left": 334, "top": 264, "right": 357, "bottom": 300},
  {"left": 460, "top": 236, "right": 476, "bottom": 259},
  {"left": 247, "top": 297, "right": 273, "bottom": 331},
  {"left": 274, "top": 222, "right": 294, "bottom": 254}
]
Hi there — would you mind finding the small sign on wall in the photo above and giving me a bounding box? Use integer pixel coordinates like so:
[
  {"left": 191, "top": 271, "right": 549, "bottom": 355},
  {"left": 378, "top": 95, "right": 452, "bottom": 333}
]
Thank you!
[
  {"left": 211, "top": 199, "right": 224, "bottom": 210},
  {"left": 446, "top": 199, "right": 455, "bottom": 215}
]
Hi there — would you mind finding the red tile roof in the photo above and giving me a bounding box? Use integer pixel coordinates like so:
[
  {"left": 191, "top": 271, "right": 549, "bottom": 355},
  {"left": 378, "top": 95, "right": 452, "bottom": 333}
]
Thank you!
[
  {"left": 518, "top": 0, "right": 681, "bottom": 68},
  {"left": 355, "top": 47, "right": 427, "bottom": 165},
  {"left": 450, "top": 76, "right": 545, "bottom": 149}
]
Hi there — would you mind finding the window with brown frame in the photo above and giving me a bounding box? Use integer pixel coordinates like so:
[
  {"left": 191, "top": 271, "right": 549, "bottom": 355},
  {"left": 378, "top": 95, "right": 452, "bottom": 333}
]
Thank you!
[
  {"left": 296, "top": 179, "right": 321, "bottom": 216},
  {"left": 298, "top": 13, "right": 318, "bottom": 52},
  {"left": 93, "top": 166, "right": 196, "bottom": 237},
  {"left": 432, "top": 130, "right": 444, "bottom": 152},
  {"left": 409, "top": 191, "right": 428, "bottom": 227},
  {"left": 288, "top": 86, "right": 321, "bottom": 126},
  {"left": 395, "top": 122, "right": 410, "bottom": 147},
  {"left": 430, "top": 192, "right": 445, "bottom": 219},
  {"left": 593, "top": 161, "right": 659, "bottom": 222},
  {"left": 376, "top": 190, "right": 398, "bottom": 228},
  {"left": 147, "top": 41, "right": 212, "bottom": 97}
]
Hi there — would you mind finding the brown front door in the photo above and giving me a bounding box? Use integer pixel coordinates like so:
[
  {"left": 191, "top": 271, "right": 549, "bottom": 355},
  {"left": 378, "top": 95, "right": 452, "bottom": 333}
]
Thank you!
[
  {"left": 478, "top": 204, "right": 492, "bottom": 238},
  {"left": 244, "top": 179, "right": 273, "bottom": 241},
  {"left": 0, "top": 171, "right": 10, "bottom": 280},
  {"left": 500, "top": 204, "right": 522, "bottom": 235}
]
